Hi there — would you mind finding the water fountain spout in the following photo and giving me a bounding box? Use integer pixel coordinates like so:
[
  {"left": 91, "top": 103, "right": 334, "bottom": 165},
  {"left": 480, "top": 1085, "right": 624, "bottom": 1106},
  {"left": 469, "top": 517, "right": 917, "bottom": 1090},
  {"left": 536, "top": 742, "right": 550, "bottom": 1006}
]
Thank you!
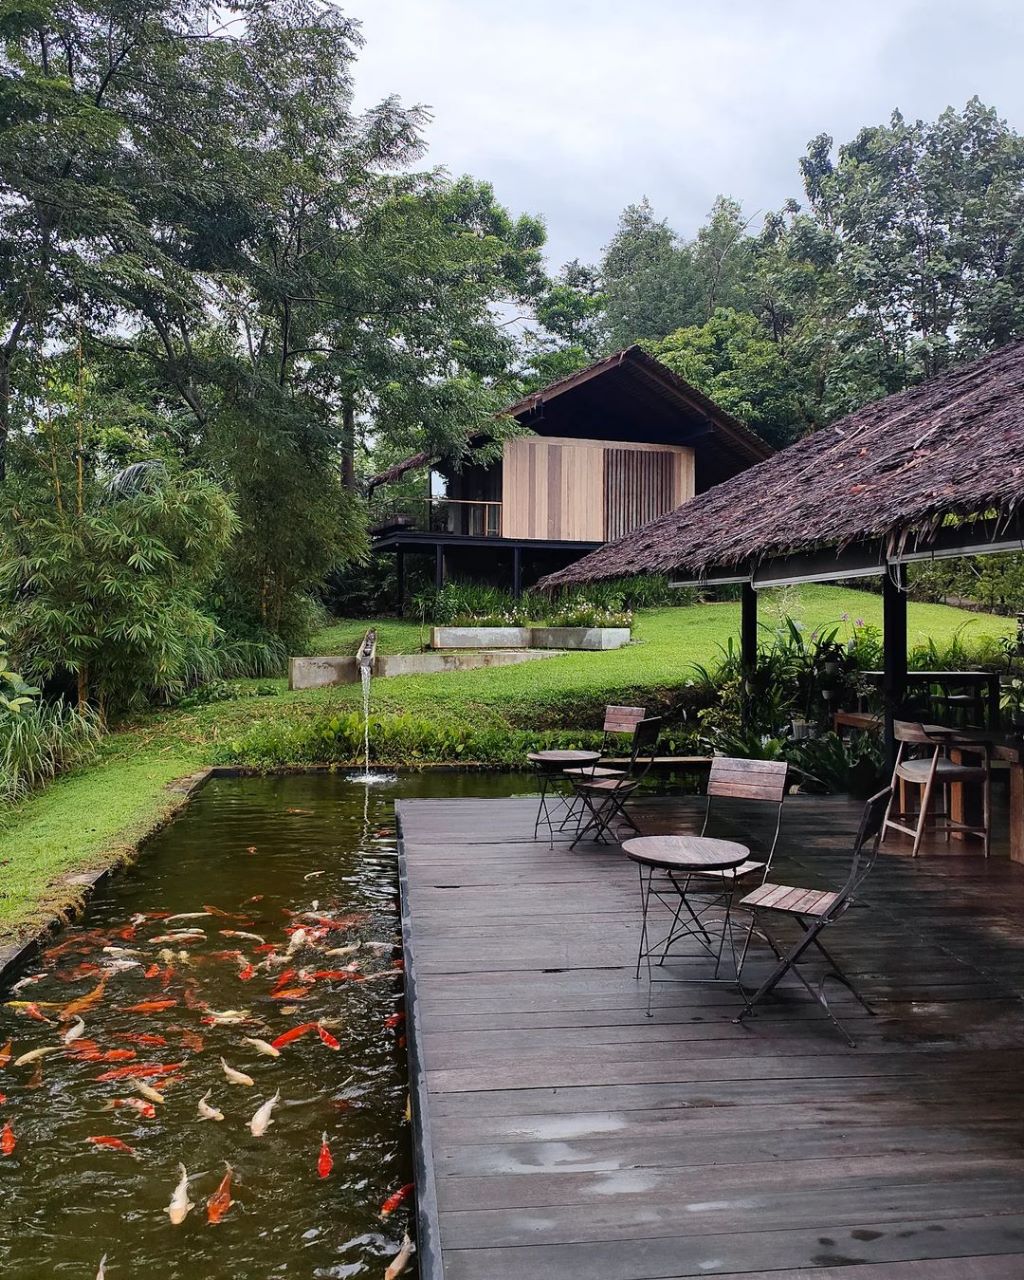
[{"left": 351, "top": 629, "right": 393, "bottom": 784}]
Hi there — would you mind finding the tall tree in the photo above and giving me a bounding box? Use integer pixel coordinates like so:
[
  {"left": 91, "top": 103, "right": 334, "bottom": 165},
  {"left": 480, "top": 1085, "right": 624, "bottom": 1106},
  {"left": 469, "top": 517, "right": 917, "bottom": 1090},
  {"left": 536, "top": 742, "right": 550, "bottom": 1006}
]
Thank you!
[{"left": 601, "top": 198, "right": 698, "bottom": 347}]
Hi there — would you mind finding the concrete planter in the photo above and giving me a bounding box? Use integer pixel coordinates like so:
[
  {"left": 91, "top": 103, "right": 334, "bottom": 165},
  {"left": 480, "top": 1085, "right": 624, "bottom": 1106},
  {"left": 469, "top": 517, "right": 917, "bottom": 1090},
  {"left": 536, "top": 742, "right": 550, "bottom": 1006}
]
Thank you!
[
  {"left": 288, "top": 656, "right": 358, "bottom": 690},
  {"left": 429, "top": 626, "right": 531, "bottom": 650},
  {"left": 530, "top": 626, "right": 631, "bottom": 651}
]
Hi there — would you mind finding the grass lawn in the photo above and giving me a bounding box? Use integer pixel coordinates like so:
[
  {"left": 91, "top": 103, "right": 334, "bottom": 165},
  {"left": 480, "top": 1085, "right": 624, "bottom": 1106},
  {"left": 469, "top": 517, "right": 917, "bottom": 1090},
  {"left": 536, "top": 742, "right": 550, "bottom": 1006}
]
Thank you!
[{"left": 0, "top": 584, "right": 1012, "bottom": 943}]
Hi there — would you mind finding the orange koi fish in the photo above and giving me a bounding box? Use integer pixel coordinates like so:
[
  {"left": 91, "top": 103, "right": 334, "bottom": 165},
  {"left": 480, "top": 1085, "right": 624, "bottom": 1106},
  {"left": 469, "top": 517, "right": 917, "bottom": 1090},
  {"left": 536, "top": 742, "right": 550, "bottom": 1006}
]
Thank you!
[
  {"left": 103, "top": 1097, "right": 156, "bottom": 1120},
  {"left": 98, "top": 1049, "right": 136, "bottom": 1063},
  {"left": 0, "top": 1042, "right": 11, "bottom": 1068},
  {"left": 253, "top": 943, "right": 276, "bottom": 954},
  {"left": 1, "top": 1121, "right": 14, "bottom": 1155},
  {"left": 143, "top": 965, "right": 161, "bottom": 980},
  {"left": 311, "top": 970, "right": 359, "bottom": 982},
  {"left": 380, "top": 1183, "right": 414, "bottom": 1217},
  {"left": 62, "top": 962, "right": 102, "bottom": 980},
  {"left": 95, "top": 1062, "right": 183, "bottom": 1082},
  {"left": 179, "top": 1030, "right": 204, "bottom": 1054},
  {"left": 26, "top": 1062, "right": 44, "bottom": 1089},
  {"left": 270, "top": 987, "right": 310, "bottom": 1001},
  {"left": 114, "top": 925, "right": 137, "bottom": 942},
  {"left": 203, "top": 905, "right": 246, "bottom": 920},
  {"left": 271, "top": 968, "right": 296, "bottom": 993},
  {"left": 385, "top": 1013, "right": 405, "bottom": 1030},
  {"left": 317, "top": 1133, "right": 333, "bottom": 1179},
  {"left": 237, "top": 963, "right": 256, "bottom": 982},
  {"left": 0, "top": 1093, "right": 6, "bottom": 1105},
  {"left": 60, "top": 974, "right": 110, "bottom": 1022},
  {"left": 120, "top": 1033, "right": 167, "bottom": 1048},
  {"left": 206, "top": 1163, "right": 234, "bottom": 1224},
  {"left": 317, "top": 1025, "right": 340, "bottom": 1051},
  {"left": 243, "top": 895, "right": 264, "bottom": 905},
  {"left": 270, "top": 1022, "right": 318, "bottom": 1050},
  {"left": 68, "top": 1039, "right": 103, "bottom": 1062},
  {"left": 23, "top": 1003, "right": 55, "bottom": 1024},
  {"left": 87, "top": 1136, "right": 135, "bottom": 1155},
  {"left": 122, "top": 999, "right": 177, "bottom": 1014},
  {"left": 182, "top": 985, "right": 207, "bottom": 1012}
]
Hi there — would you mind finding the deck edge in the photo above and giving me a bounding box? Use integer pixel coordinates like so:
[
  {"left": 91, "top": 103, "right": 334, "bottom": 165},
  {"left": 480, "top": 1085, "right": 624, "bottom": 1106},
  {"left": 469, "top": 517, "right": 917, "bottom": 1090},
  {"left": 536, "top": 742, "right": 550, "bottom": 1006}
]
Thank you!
[{"left": 396, "top": 800, "right": 446, "bottom": 1280}]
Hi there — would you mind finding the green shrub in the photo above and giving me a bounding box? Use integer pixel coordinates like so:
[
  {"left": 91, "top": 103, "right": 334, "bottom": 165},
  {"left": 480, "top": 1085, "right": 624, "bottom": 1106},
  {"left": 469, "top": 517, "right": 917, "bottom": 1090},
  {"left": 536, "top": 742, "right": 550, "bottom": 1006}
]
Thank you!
[{"left": 0, "top": 700, "right": 102, "bottom": 806}]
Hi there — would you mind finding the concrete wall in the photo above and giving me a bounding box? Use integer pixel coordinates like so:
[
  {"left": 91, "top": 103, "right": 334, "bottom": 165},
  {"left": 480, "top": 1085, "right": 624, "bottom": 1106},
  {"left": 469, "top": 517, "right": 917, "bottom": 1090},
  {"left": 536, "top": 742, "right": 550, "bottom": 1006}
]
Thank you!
[
  {"left": 530, "top": 627, "right": 631, "bottom": 650},
  {"left": 430, "top": 626, "right": 531, "bottom": 650},
  {"left": 288, "top": 648, "right": 559, "bottom": 690},
  {"left": 288, "top": 656, "right": 358, "bottom": 690}
]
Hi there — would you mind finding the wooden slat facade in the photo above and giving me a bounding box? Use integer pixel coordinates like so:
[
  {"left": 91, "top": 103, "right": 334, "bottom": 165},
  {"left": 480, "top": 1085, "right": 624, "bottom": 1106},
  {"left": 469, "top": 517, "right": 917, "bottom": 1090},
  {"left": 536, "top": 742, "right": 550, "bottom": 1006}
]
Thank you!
[
  {"left": 501, "top": 437, "right": 693, "bottom": 542},
  {"left": 398, "top": 791, "right": 1024, "bottom": 1280}
]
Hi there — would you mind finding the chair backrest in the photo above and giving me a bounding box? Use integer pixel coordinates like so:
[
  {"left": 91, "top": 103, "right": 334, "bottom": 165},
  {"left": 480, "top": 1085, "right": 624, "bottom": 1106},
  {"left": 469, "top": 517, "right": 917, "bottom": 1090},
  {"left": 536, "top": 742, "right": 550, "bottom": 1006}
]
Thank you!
[
  {"left": 625, "top": 716, "right": 662, "bottom": 782},
  {"left": 703, "top": 756, "right": 788, "bottom": 873},
  {"left": 838, "top": 786, "right": 893, "bottom": 906},
  {"left": 603, "top": 705, "right": 646, "bottom": 736},
  {"left": 707, "top": 756, "right": 788, "bottom": 802}
]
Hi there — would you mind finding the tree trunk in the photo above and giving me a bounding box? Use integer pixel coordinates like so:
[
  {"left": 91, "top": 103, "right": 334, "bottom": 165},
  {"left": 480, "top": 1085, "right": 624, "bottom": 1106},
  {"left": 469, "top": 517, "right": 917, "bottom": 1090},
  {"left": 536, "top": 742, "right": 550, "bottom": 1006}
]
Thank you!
[
  {"left": 0, "top": 353, "right": 10, "bottom": 482},
  {"left": 341, "top": 399, "right": 357, "bottom": 491}
]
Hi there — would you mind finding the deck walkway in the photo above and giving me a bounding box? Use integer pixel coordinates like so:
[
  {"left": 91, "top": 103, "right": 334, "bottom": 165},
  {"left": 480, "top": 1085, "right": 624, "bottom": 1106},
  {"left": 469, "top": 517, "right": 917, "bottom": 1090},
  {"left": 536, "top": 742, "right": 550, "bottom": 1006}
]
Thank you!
[{"left": 397, "top": 792, "right": 1024, "bottom": 1280}]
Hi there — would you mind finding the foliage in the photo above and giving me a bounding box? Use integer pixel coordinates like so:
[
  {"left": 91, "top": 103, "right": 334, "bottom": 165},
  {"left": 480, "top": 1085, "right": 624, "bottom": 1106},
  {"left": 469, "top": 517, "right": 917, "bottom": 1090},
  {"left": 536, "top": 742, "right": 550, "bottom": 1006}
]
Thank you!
[
  {"left": 1, "top": 405, "right": 236, "bottom": 716},
  {"left": 789, "top": 732, "right": 888, "bottom": 799},
  {"left": 0, "top": 699, "right": 102, "bottom": 806},
  {"left": 411, "top": 576, "right": 690, "bottom": 628},
  {"left": 909, "top": 552, "right": 1024, "bottom": 616},
  {"left": 0, "top": 641, "right": 38, "bottom": 715}
]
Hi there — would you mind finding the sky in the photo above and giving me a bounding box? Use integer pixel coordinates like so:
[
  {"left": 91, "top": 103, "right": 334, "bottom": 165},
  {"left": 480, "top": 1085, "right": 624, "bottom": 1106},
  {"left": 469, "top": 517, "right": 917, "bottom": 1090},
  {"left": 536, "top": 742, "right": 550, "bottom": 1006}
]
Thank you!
[{"left": 346, "top": 0, "right": 1024, "bottom": 270}]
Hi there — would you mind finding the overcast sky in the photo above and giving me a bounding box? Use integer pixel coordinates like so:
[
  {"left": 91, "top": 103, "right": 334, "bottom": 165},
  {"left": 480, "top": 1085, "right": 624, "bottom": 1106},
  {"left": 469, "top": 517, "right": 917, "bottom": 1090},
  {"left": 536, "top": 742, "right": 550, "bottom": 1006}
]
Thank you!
[{"left": 347, "top": 0, "right": 1024, "bottom": 271}]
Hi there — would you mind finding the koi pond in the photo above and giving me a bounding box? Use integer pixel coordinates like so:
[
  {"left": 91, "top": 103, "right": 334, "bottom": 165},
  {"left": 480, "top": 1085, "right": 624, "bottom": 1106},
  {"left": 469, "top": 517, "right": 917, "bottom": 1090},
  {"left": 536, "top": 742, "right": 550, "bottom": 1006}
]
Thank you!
[{"left": 0, "top": 771, "right": 527, "bottom": 1279}]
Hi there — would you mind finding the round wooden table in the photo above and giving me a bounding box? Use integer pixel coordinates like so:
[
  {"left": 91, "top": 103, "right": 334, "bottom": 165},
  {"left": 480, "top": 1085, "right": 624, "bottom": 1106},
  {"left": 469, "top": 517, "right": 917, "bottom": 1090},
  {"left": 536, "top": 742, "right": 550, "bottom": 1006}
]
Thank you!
[
  {"left": 528, "top": 750, "right": 601, "bottom": 844},
  {"left": 623, "top": 835, "right": 751, "bottom": 1006}
]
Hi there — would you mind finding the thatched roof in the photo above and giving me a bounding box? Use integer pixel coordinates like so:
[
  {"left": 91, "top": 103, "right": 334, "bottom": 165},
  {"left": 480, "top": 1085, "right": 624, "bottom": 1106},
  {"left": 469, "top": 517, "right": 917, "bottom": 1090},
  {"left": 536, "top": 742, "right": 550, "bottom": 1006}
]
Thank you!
[{"left": 540, "top": 339, "right": 1024, "bottom": 589}]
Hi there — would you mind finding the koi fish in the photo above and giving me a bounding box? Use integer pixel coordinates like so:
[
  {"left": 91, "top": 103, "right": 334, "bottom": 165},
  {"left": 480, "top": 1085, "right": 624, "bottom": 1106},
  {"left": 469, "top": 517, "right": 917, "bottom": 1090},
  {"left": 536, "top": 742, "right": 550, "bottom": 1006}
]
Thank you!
[
  {"left": 165, "top": 1163, "right": 193, "bottom": 1225},
  {"left": 0, "top": 1041, "right": 12, "bottom": 1068},
  {"left": 14, "top": 1002, "right": 56, "bottom": 1023},
  {"left": 237, "top": 962, "right": 256, "bottom": 982},
  {"left": 244, "top": 846, "right": 257, "bottom": 854},
  {"left": 102, "top": 1097, "right": 156, "bottom": 1120},
  {"left": 303, "top": 870, "right": 325, "bottom": 880},
  {"left": 0, "top": 1093, "right": 7, "bottom": 1104},
  {"left": 143, "top": 965, "right": 161, "bottom": 979},
  {"left": 241, "top": 1036, "right": 280, "bottom": 1058},
  {"left": 271, "top": 987, "right": 310, "bottom": 1001},
  {"left": 67, "top": 1039, "right": 103, "bottom": 1062},
  {"left": 179, "top": 1029, "right": 204, "bottom": 1053},
  {"left": 271, "top": 968, "right": 296, "bottom": 992},
  {"left": 149, "top": 934, "right": 202, "bottom": 945},
  {"left": 220, "top": 1058, "right": 254, "bottom": 1087},
  {"left": 253, "top": 943, "right": 277, "bottom": 954},
  {"left": 385, "top": 1013, "right": 405, "bottom": 1030},
  {"left": 204, "top": 1008, "right": 249, "bottom": 1025},
  {"left": 285, "top": 929, "right": 308, "bottom": 955},
  {"left": 197, "top": 1089, "right": 224, "bottom": 1122},
  {"left": 120, "top": 1033, "right": 167, "bottom": 1048},
  {"left": 1, "top": 1122, "right": 14, "bottom": 1155},
  {"left": 243, "top": 895, "right": 264, "bottom": 904},
  {"left": 270, "top": 1023, "right": 317, "bottom": 1050},
  {"left": 181, "top": 986, "right": 207, "bottom": 1012},
  {"left": 384, "top": 1233, "right": 416, "bottom": 1280},
  {"left": 63, "top": 1017, "right": 87, "bottom": 1046},
  {"left": 311, "top": 970, "right": 360, "bottom": 982},
  {"left": 60, "top": 974, "right": 110, "bottom": 1021},
  {"left": 14, "top": 1045, "right": 60, "bottom": 1067},
  {"left": 317, "top": 1132, "right": 333, "bottom": 1179},
  {"left": 249, "top": 1090, "right": 280, "bottom": 1137},
  {"left": 87, "top": 1136, "right": 136, "bottom": 1156},
  {"left": 114, "top": 924, "right": 137, "bottom": 941},
  {"left": 207, "top": 1163, "right": 234, "bottom": 1224},
  {"left": 96, "top": 1063, "right": 183, "bottom": 1081},
  {"left": 96, "top": 1254, "right": 107, "bottom": 1280},
  {"left": 219, "top": 930, "right": 265, "bottom": 944},
  {"left": 122, "top": 999, "right": 177, "bottom": 1014},
  {"left": 164, "top": 913, "right": 211, "bottom": 923},
  {"left": 317, "top": 1025, "right": 341, "bottom": 1051},
  {"left": 26, "top": 1062, "right": 44, "bottom": 1089},
  {"left": 98, "top": 1049, "right": 136, "bottom": 1063},
  {"left": 102, "top": 946, "right": 142, "bottom": 956},
  {"left": 62, "top": 963, "right": 102, "bottom": 979},
  {"left": 380, "top": 1183, "right": 414, "bottom": 1217},
  {"left": 10, "top": 973, "right": 45, "bottom": 995},
  {"left": 131, "top": 1080, "right": 166, "bottom": 1105},
  {"left": 203, "top": 905, "right": 249, "bottom": 920},
  {"left": 324, "top": 944, "right": 360, "bottom": 959}
]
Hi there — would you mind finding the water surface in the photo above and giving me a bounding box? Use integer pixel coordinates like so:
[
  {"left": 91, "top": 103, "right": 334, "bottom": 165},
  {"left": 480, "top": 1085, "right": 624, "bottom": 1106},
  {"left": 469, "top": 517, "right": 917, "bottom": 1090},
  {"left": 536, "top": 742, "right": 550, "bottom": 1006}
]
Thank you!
[{"left": 0, "top": 771, "right": 526, "bottom": 1279}]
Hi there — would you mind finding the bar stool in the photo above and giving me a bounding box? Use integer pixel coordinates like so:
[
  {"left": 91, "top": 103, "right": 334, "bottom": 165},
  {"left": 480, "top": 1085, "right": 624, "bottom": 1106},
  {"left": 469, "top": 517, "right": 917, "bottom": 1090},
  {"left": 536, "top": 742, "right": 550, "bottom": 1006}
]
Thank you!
[{"left": 882, "top": 721, "right": 991, "bottom": 857}]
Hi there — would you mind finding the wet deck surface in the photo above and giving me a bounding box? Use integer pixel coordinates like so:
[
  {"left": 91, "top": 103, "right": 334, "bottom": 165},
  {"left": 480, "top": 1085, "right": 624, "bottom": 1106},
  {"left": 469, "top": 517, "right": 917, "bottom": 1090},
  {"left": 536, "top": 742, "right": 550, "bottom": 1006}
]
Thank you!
[{"left": 397, "top": 792, "right": 1024, "bottom": 1280}]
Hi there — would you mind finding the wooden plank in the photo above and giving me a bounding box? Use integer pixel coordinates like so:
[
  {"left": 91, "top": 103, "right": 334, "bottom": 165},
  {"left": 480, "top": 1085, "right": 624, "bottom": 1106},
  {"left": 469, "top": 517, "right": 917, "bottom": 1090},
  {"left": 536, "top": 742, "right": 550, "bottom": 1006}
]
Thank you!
[{"left": 398, "top": 790, "right": 1024, "bottom": 1280}]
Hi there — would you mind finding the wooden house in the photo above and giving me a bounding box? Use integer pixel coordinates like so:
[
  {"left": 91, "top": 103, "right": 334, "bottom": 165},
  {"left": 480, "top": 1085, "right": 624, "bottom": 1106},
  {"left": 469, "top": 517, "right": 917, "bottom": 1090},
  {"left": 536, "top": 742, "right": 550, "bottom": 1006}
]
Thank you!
[{"left": 369, "top": 346, "right": 771, "bottom": 599}]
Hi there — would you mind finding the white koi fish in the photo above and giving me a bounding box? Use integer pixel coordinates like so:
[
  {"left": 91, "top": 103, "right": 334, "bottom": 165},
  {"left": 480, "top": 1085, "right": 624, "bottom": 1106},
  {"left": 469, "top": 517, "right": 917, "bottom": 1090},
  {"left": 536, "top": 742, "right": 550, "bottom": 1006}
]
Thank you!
[
  {"left": 102, "top": 946, "right": 141, "bottom": 956},
  {"left": 63, "top": 1016, "right": 86, "bottom": 1046},
  {"left": 385, "top": 1233, "right": 416, "bottom": 1279},
  {"left": 205, "top": 1009, "right": 249, "bottom": 1026},
  {"left": 286, "top": 928, "right": 308, "bottom": 955},
  {"left": 131, "top": 1080, "right": 166, "bottom": 1105},
  {"left": 14, "top": 1045, "right": 60, "bottom": 1067},
  {"left": 303, "top": 871, "right": 325, "bottom": 880},
  {"left": 219, "top": 930, "right": 265, "bottom": 945},
  {"left": 220, "top": 1057, "right": 254, "bottom": 1087},
  {"left": 10, "top": 974, "right": 45, "bottom": 995},
  {"left": 165, "top": 1162, "right": 193, "bottom": 1225},
  {"left": 198, "top": 1088, "right": 225, "bottom": 1121},
  {"left": 164, "top": 912, "right": 211, "bottom": 923},
  {"left": 324, "top": 944, "right": 359, "bottom": 958},
  {"left": 96, "top": 1254, "right": 107, "bottom": 1280},
  {"left": 248, "top": 1090, "right": 281, "bottom": 1137},
  {"left": 241, "top": 1036, "right": 280, "bottom": 1058}
]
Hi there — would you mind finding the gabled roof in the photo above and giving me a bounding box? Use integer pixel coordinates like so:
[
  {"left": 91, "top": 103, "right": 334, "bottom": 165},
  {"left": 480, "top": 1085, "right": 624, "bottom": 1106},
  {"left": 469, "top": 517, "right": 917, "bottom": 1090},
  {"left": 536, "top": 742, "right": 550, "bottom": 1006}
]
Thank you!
[
  {"left": 540, "top": 338, "right": 1024, "bottom": 588},
  {"left": 365, "top": 346, "right": 772, "bottom": 493}
]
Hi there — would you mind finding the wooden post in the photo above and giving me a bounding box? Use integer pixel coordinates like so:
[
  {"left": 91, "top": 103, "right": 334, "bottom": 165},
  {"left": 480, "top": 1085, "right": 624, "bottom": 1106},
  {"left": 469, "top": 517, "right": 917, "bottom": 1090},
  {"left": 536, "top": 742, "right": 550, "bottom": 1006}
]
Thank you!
[
  {"left": 883, "top": 566, "right": 908, "bottom": 769},
  {"left": 741, "top": 583, "right": 757, "bottom": 727},
  {"left": 395, "top": 550, "right": 405, "bottom": 618},
  {"left": 512, "top": 546, "right": 523, "bottom": 599}
]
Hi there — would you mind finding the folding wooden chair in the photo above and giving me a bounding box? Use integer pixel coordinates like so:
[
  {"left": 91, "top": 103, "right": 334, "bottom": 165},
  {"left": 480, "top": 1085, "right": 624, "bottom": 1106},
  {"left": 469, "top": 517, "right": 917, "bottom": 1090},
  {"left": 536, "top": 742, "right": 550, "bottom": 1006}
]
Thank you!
[
  {"left": 570, "top": 717, "right": 661, "bottom": 847},
  {"left": 654, "top": 756, "right": 788, "bottom": 977},
  {"left": 736, "top": 787, "right": 892, "bottom": 1047},
  {"left": 563, "top": 705, "right": 646, "bottom": 782},
  {"left": 882, "top": 721, "right": 990, "bottom": 857}
]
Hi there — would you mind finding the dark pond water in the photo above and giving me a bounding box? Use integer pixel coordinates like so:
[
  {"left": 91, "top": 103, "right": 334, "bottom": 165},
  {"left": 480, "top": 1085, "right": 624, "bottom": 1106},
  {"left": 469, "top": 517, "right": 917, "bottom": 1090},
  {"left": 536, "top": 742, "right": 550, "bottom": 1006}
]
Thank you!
[{"left": 0, "top": 771, "right": 528, "bottom": 1280}]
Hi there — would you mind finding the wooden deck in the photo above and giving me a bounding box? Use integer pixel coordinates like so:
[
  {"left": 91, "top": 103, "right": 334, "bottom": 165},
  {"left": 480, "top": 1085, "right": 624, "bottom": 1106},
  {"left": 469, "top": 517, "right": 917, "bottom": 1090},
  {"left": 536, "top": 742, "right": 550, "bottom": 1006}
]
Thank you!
[{"left": 397, "top": 792, "right": 1024, "bottom": 1280}]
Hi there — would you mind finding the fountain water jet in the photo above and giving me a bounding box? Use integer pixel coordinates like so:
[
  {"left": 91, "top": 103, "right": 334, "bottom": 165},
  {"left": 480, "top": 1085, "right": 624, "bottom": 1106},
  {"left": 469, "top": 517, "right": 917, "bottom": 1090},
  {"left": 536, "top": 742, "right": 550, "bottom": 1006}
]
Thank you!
[{"left": 348, "top": 627, "right": 395, "bottom": 785}]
